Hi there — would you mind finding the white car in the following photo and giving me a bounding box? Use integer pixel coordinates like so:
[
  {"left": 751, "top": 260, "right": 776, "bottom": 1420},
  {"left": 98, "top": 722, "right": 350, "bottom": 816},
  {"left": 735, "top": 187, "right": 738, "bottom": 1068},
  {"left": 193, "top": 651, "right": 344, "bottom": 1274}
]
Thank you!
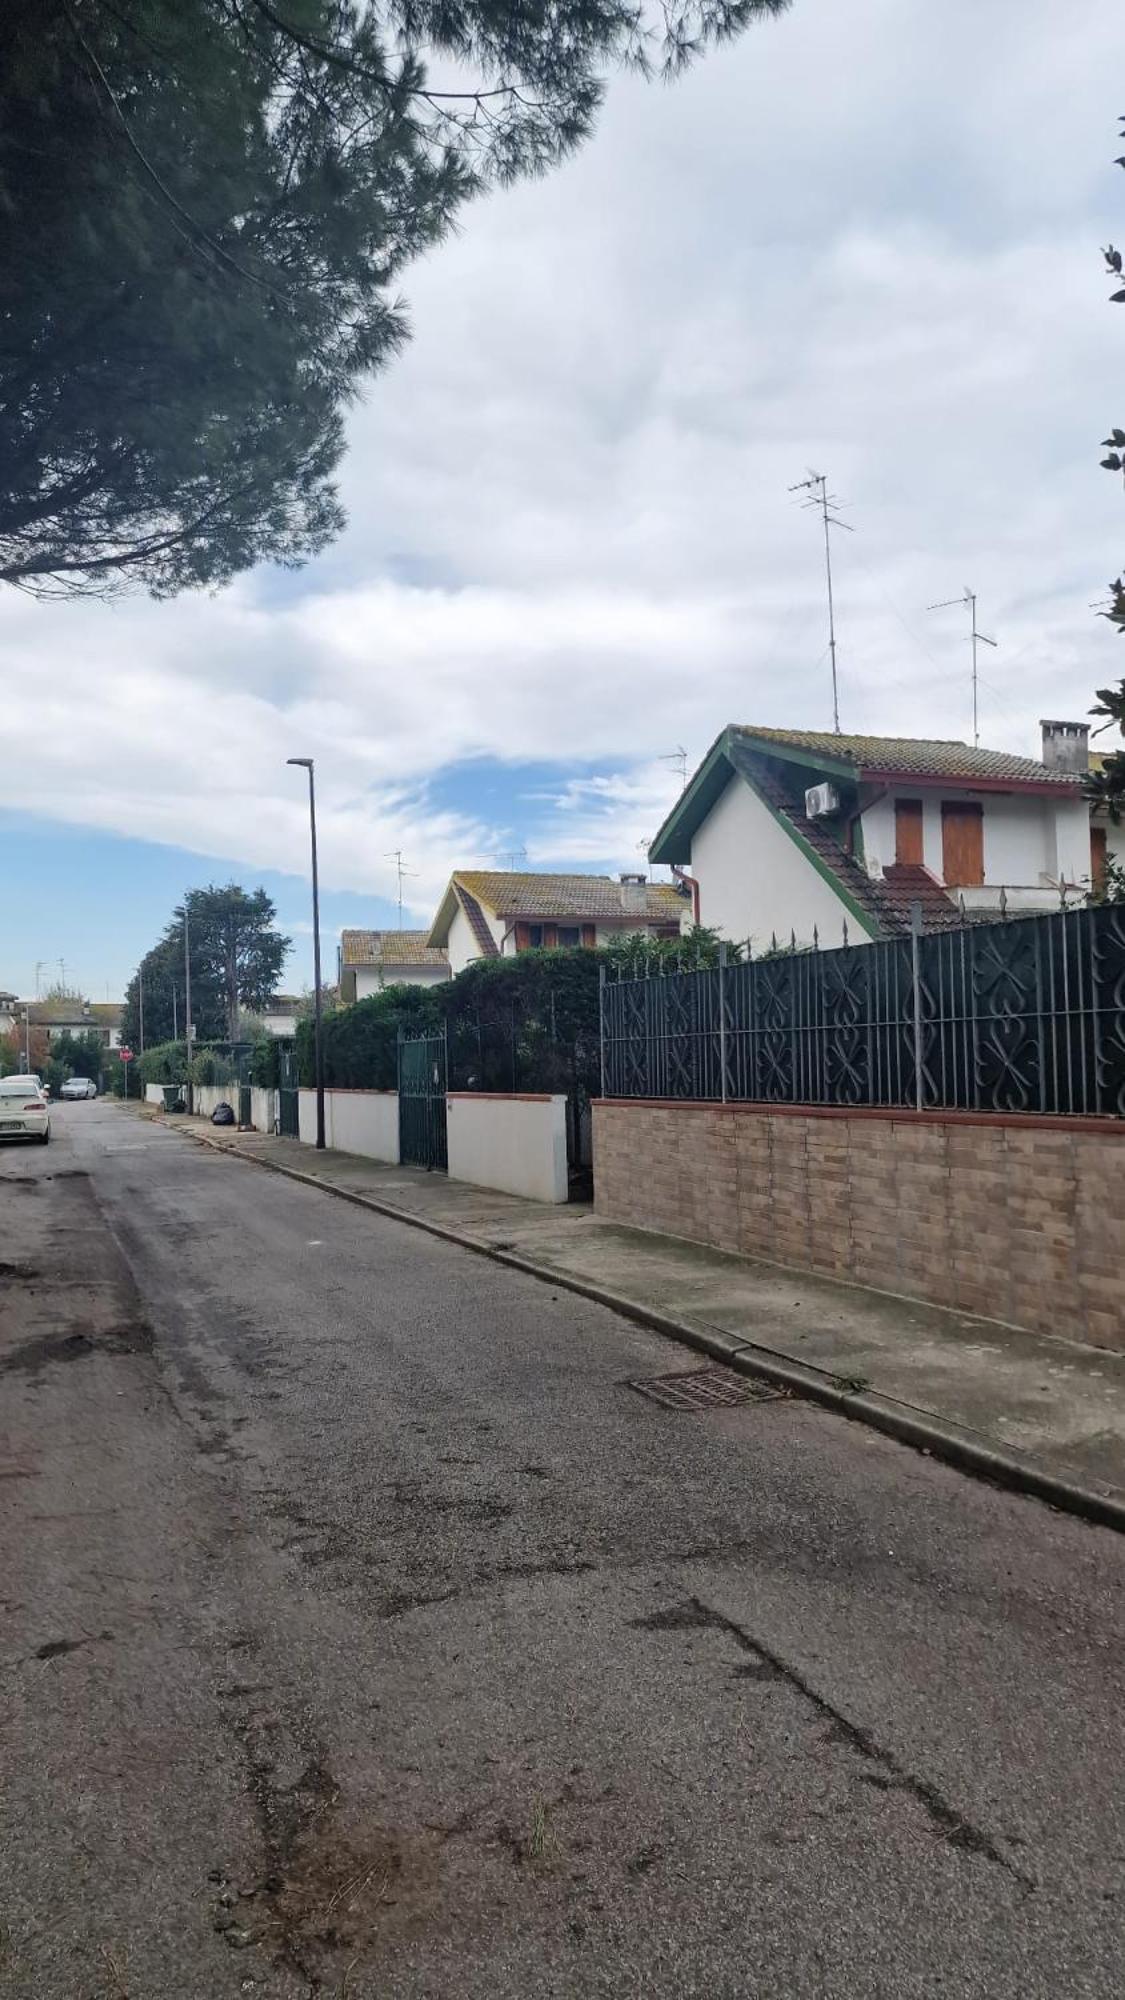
[
  {"left": 0, "top": 1075, "right": 51, "bottom": 1144},
  {"left": 60, "top": 1076, "right": 98, "bottom": 1100}
]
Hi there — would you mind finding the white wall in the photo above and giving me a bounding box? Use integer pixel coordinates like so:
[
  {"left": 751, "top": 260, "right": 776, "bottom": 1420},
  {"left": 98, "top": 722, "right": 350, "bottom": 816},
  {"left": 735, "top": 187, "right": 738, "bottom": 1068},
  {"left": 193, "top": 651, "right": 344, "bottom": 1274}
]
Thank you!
[
  {"left": 261, "top": 1013, "right": 299, "bottom": 1038},
  {"left": 353, "top": 962, "right": 448, "bottom": 998},
  {"left": 145, "top": 1082, "right": 165, "bottom": 1105},
  {"left": 251, "top": 1087, "right": 277, "bottom": 1133},
  {"left": 861, "top": 787, "right": 1094, "bottom": 899},
  {"left": 691, "top": 771, "right": 867, "bottom": 949},
  {"left": 446, "top": 1093, "right": 569, "bottom": 1204},
  {"left": 446, "top": 901, "right": 502, "bottom": 974},
  {"left": 297, "top": 1087, "right": 399, "bottom": 1163}
]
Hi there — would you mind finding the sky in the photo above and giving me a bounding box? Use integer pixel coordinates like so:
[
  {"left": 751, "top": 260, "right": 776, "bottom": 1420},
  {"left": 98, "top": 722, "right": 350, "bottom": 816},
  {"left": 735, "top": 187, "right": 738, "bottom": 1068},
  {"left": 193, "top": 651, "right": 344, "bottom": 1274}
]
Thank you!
[{"left": 2, "top": 0, "right": 1123, "bottom": 1000}]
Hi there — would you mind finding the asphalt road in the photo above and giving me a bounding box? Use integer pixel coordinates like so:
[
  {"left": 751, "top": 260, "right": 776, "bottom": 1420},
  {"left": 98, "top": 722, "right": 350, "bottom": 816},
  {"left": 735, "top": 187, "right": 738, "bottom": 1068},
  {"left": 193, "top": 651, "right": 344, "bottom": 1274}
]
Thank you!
[{"left": 2, "top": 1101, "right": 1123, "bottom": 2000}]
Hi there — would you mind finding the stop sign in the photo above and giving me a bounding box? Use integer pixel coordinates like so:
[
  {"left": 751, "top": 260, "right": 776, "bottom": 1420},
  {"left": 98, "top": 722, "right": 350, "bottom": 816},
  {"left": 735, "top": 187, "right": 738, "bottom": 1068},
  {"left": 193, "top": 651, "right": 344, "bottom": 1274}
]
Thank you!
[{"left": 119, "top": 1046, "right": 134, "bottom": 1062}]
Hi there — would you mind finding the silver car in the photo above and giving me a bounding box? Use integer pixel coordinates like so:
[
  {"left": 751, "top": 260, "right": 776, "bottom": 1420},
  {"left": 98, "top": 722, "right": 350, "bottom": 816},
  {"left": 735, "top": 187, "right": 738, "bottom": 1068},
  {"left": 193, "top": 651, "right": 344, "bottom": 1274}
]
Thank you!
[{"left": 60, "top": 1076, "right": 98, "bottom": 1100}]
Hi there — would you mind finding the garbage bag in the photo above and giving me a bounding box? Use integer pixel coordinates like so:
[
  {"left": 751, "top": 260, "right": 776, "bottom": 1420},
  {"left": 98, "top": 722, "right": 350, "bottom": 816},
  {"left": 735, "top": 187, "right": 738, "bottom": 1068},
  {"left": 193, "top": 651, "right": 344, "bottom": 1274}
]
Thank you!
[{"left": 211, "top": 1102, "right": 236, "bottom": 1126}]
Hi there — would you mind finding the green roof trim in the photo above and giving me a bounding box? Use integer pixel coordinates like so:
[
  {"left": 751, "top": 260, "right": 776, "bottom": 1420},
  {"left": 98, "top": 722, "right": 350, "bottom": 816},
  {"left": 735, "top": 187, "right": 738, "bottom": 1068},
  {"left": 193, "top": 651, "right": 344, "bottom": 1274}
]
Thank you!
[{"left": 648, "top": 729, "right": 734, "bottom": 865}]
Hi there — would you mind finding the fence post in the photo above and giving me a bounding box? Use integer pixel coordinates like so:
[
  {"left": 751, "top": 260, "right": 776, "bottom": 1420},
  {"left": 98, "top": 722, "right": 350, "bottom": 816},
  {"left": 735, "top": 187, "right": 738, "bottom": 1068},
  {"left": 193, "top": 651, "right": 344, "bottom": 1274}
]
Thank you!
[
  {"left": 598, "top": 961, "right": 607, "bottom": 1101},
  {"left": 718, "top": 942, "right": 728, "bottom": 1104},
  {"left": 910, "top": 899, "right": 924, "bottom": 1112}
]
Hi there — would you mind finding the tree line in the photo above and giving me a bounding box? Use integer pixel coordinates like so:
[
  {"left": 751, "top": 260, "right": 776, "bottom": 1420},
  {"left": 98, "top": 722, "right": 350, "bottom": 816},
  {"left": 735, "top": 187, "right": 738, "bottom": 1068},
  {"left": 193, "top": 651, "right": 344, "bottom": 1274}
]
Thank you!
[{"left": 120, "top": 883, "right": 291, "bottom": 1048}]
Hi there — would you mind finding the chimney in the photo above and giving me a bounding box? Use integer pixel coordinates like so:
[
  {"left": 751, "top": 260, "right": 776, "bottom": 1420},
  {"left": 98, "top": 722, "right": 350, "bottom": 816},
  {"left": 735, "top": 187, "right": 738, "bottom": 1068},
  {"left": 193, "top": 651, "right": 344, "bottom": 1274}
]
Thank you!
[
  {"left": 1040, "top": 719, "right": 1090, "bottom": 774},
  {"left": 619, "top": 873, "right": 648, "bottom": 914}
]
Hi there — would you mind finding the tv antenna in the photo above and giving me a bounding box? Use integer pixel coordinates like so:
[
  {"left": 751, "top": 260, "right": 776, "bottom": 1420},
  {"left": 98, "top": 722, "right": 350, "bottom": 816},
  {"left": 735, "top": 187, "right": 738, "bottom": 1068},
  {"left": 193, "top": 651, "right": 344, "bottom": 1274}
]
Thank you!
[
  {"left": 789, "top": 471, "right": 852, "bottom": 734},
  {"left": 926, "top": 587, "right": 996, "bottom": 749},
  {"left": 497, "top": 846, "right": 528, "bottom": 871},
  {"left": 659, "top": 747, "right": 689, "bottom": 791},
  {"left": 384, "top": 849, "right": 418, "bottom": 929}
]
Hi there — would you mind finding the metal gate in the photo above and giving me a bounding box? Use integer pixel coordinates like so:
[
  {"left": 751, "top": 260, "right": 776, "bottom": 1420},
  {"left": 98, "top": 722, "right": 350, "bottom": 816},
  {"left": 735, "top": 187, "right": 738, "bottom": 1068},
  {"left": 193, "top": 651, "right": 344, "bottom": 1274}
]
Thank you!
[
  {"left": 238, "top": 1052, "right": 252, "bottom": 1129},
  {"left": 278, "top": 1042, "right": 299, "bottom": 1137},
  {"left": 398, "top": 1028, "right": 447, "bottom": 1171}
]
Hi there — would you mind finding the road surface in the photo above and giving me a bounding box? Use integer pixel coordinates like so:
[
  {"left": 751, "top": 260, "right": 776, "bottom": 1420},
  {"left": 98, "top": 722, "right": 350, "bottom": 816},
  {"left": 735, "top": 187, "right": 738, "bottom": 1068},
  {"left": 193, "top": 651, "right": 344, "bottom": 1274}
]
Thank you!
[{"left": 2, "top": 1100, "right": 1123, "bottom": 1998}]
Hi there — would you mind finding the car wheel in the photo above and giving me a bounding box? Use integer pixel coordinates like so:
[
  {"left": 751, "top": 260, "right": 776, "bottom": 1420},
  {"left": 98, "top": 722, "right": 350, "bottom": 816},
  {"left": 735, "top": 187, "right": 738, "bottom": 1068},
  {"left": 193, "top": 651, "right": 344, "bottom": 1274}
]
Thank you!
[{"left": 39, "top": 1131, "right": 50, "bottom": 1145}]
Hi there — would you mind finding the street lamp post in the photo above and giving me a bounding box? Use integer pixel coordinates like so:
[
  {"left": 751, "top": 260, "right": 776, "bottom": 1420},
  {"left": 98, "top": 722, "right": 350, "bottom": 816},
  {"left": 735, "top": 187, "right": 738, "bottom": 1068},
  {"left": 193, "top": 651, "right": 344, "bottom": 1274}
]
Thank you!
[{"left": 287, "top": 757, "right": 326, "bottom": 1149}]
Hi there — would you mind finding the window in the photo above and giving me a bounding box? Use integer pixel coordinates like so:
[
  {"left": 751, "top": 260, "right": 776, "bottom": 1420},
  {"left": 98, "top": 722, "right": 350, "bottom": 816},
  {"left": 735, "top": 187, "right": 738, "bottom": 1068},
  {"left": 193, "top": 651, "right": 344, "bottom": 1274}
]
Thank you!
[
  {"left": 1091, "top": 825, "right": 1107, "bottom": 892},
  {"left": 557, "top": 926, "right": 580, "bottom": 947},
  {"left": 941, "top": 802, "right": 984, "bottom": 887},
  {"left": 526, "top": 924, "right": 543, "bottom": 948},
  {"left": 894, "top": 799, "right": 924, "bottom": 866}
]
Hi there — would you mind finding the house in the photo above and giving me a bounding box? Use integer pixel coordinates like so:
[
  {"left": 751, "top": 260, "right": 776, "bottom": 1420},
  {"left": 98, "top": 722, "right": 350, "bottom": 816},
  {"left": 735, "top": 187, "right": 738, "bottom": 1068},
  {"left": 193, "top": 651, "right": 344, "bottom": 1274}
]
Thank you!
[
  {"left": 23, "top": 998, "right": 124, "bottom": 1047},
  {"left": 338, "top": 931, "right": 450, "bottom": 1002},
  {"left": 427, "top": 871, "right": 691, "bottom": 976},
  {"left": 258, "top": 994, "right": 304, "bottom": 1038},
  {"left": 649, "top": 722, "right": 1111, "bottom": 947}
]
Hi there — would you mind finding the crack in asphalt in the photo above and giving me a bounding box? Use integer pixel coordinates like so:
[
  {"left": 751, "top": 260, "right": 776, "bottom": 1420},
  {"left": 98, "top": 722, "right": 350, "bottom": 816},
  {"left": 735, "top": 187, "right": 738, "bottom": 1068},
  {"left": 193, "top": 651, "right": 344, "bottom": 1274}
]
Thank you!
[{"left": 632, "top": 1597, "right": 1036, "bottom": 1891}]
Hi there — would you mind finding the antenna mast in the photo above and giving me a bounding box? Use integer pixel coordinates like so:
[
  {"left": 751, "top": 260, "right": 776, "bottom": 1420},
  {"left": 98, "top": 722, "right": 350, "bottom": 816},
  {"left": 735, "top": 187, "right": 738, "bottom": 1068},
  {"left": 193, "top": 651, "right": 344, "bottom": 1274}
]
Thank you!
[
  {"left": 384, "top": 849, "right": 418, "bottom": 929},
  {"left": 789, "top": 471, "right": 852, "bottom": 733},
  {"left": 926, "top": 587, "right": 996, "bottom": 749}
]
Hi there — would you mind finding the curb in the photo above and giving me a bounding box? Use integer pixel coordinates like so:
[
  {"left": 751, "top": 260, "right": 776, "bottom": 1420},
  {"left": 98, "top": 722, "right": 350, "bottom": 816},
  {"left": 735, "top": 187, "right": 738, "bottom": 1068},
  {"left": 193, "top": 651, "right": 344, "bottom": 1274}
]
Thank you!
[{"left": 173, "top": 1121, "right": 1125, "bottom": 1536}]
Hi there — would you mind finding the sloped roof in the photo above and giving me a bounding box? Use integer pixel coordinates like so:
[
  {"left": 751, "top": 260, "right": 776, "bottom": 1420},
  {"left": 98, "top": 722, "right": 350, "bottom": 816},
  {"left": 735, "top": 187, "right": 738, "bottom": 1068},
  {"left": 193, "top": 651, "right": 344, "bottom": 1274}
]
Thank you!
[
  {"left": 340, "top": 929, "right": 449, "bottom": 970},
  {"left": 732, "top": 726, "right": 1083, "bottom": 788},
  {"left": 88, "top": 1002, "right": 123, "bottom": 1023},
  {"left": 450, "top": 872, "right": 685, "bottom": 920},
  {"left": 452, "top": 886, "right": 499, "bottom": 958}
]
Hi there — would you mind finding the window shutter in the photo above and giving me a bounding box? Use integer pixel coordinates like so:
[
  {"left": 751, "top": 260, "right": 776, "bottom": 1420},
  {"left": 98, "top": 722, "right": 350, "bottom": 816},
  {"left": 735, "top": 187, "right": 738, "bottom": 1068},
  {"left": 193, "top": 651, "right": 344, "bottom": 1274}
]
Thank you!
[
  {"left": 581, "top": 924, "right": 597, "bottom": 949},
  {"left": 514, "top": 921, "right": 531, "bottom": 951}
]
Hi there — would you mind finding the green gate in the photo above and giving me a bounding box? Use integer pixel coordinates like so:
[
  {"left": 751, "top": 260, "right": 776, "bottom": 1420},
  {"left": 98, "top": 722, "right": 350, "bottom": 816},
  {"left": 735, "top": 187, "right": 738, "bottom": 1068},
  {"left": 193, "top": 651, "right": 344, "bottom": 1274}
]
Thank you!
[
  {"left": 398, "top": 1028, "right": 447, "bottom": 1171},
  {"left": 278, "top": 1042, "right": 300, "bottom": 1138},
  {"left": 238, "top": 1051, "right": 253, "bottom": 1129}
]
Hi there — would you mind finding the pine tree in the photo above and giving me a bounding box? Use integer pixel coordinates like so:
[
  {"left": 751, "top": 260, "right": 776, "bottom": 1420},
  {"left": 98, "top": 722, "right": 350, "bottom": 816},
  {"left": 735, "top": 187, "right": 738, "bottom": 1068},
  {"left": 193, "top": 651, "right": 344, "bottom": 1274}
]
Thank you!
[{"left": 0, "top": 0, "right": 789, "bottom": 597}]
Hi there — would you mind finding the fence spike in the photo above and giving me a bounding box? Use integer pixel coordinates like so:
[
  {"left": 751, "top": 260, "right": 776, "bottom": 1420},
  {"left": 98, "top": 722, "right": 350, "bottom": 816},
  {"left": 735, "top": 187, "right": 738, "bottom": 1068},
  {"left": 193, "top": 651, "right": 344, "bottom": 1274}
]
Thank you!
[
  {"left": 842, "top": 918, "right": 849, "bottom": 947},
  {"left": 958, "top": 893, "right": 966, "bottom": 922},
  {"left": 999, "top": 884, "right": 1008, "bottom": 919},
  {"left": 790, "top": 928, "right": 797, "bottom": 954},
  {"left": 770, "top": 930, "right": 778, "bottom": 954},
  {"left": 812, "top": 924, "right": 819, "bottom": 951}
]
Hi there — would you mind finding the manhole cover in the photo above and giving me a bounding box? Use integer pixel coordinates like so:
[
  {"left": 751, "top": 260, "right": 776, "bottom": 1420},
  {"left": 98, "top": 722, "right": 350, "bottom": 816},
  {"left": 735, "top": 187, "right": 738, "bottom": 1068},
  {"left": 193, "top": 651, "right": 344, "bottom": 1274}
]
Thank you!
[{"left": 627, "top": 1366, "right": 787, "bottom": 1411}]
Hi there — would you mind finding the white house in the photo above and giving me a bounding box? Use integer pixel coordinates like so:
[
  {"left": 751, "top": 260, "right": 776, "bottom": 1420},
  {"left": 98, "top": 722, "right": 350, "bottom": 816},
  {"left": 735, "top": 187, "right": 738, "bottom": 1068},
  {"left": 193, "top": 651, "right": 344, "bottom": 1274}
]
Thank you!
[
  {"left": 338, "top": 930, "right": 450, "bottom": 1002},
  {"left": 649, "top": 722, "right": 1112, "bottom": 947},
  {"left": 427, "top": 871, "right": 691, "bottom": 977},
  {"left": 258, "top": 994, "right": 304, "bottom": 1037}
]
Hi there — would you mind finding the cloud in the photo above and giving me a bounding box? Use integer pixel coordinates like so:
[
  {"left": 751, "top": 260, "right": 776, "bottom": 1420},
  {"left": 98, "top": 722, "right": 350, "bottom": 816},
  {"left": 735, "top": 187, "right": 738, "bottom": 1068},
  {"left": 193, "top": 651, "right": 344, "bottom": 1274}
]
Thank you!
[{"left": 2, "top": 0, "right": 1122, "bottom": 942}]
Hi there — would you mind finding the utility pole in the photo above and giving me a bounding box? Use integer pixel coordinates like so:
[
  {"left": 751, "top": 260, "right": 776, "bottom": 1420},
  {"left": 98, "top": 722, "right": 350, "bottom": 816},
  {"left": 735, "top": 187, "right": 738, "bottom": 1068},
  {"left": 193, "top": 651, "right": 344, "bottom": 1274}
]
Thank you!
[
  {"left": 384, "top": 849, "right": 418, "bottom": 929},
  {"left": 288, "top": 759, "right": 325, "bottom": 1148},
  {"left": 789, "top": 471, "right": 853, "bottom": 734},
  {"left": 22, "top": 1008, "right": 30, "bottom": 1071},
  {"left": 183, "top": 898, "right": 193, "bottom": 1114},
  {"left": 138, "top": 961, "right": 145, "bottom": 1057},
  {"left": 34, "top": 961, "right": 44, "bottom": 998},
  {"left": 927, "top": 587, "right": 996, "bottom": 749}
]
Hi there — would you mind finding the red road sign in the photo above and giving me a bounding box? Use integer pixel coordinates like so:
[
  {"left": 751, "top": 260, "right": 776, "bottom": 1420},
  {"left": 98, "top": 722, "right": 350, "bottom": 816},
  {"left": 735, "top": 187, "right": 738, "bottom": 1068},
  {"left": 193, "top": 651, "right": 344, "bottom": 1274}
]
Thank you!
[{"left": 118, "top": 1046, "right": 134, "bottom": 1062}]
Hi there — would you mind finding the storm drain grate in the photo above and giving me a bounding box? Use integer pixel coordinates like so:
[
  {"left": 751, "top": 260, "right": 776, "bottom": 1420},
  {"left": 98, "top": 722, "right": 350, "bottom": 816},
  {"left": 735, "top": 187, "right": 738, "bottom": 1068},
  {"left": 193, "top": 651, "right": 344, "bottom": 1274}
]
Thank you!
[{"left": 627, "top": 1366, "right": 788, "bottom": 1412}]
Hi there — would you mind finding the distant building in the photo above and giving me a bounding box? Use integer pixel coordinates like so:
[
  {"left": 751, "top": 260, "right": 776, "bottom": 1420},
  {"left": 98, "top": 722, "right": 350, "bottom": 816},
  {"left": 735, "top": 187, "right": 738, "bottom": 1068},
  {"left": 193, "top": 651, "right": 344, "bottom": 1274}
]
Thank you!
[
  {"left": 17, "top": 998, "right": 124, "bottom": 1048},
  {"left": 427, "top": 871, "right": 690, "bottom": 977},
  {"left": 338, "top": 931, "right": 450, "bottom": 1002},
  {"left": 257, "top": 994, "right": 304, "bottom": 1038}
]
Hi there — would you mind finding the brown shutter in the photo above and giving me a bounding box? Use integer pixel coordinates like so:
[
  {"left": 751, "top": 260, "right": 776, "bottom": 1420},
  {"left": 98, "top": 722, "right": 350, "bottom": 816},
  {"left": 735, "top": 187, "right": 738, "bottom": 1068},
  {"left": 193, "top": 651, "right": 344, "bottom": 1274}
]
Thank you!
[
  {"left": 581, "top": 924, "right": 597, "bottom": 949},
  {"left": 1091, "top": 824, "right": 1108, "bottom": 892},
  {"left": 894, "top": 799, "right": 924, "bottom": 866},
  {"left": 543, "top": 924, "right": 558, "bottom": 949},
  {"left": 941, "top": 802, "right": 984, "bottom": 887},
  {"left": 514, "top": 921, "right": 531, "bottom": 951}
]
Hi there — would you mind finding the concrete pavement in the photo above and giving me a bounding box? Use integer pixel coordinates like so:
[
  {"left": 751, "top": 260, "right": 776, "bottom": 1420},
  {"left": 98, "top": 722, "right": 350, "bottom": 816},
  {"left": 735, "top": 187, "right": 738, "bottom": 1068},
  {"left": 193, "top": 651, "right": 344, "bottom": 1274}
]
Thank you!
[
  {"left": 2, "top": 1099, "right": 1124, "bottom": 1997},
  {"left": 165, "top": 1110, "right": 1125, "bottom": 1517}
]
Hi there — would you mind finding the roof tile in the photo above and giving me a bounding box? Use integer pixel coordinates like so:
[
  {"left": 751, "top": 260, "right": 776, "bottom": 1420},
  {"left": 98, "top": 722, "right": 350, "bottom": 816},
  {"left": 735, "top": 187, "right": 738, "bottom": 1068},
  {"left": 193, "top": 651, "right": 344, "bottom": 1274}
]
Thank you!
[
  {"left": 736, "top": 725, "right": 1083, "bottom": 787},
  {"left": 340, "top": 930, "right": 449, "bottom": 970},
  {"left": 452, "top": 871, "right": 686, "bottom": 921}
]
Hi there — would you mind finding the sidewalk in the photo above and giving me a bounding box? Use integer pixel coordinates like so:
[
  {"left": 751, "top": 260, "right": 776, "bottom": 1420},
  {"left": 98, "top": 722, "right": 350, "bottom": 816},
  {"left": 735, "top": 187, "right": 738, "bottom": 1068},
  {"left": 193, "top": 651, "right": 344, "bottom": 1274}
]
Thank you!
[{"left": 159, "top": 1110, "right": 1125, "bottom": 1525}]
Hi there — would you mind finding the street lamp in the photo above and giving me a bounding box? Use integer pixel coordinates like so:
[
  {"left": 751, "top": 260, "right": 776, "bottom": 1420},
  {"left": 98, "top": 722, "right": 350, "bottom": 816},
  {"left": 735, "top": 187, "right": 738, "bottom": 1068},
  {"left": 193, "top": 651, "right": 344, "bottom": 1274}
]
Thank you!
[{"left": 287, "top": 757, "right": 326, "bottom": 1149}]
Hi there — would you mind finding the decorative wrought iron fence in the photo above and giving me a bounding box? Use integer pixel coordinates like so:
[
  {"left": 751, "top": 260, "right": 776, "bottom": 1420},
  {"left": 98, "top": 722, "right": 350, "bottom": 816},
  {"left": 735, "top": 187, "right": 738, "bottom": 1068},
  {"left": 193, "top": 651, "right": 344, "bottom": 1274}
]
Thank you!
[{"left": 600, "top": 901, "right": 1125, "bottom": 1119}]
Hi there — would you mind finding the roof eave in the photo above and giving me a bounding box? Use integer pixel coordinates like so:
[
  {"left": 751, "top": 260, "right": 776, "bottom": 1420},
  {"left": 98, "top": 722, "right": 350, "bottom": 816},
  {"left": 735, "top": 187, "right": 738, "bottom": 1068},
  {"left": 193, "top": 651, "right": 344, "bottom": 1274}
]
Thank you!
[
  {"left": 859, "top": 767, "right": 1084, "bottom": 796},
  {"left": 649, "top": 728, "right": 736, "bottom": 864}
]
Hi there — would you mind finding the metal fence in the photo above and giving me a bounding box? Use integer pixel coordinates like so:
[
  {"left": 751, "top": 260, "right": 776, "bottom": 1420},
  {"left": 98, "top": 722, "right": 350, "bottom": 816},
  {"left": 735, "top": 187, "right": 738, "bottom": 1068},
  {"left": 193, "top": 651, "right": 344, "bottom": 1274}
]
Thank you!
[{"left": 600, "top": 901, "right": 1125, "bottom": 1119}]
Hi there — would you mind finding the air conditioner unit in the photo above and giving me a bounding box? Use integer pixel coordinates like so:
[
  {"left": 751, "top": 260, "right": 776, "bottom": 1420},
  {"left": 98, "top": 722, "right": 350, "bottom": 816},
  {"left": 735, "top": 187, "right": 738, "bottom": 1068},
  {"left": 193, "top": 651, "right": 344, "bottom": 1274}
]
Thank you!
[{"left": 805, "top": 782, "right": 841, "bottom": 819}]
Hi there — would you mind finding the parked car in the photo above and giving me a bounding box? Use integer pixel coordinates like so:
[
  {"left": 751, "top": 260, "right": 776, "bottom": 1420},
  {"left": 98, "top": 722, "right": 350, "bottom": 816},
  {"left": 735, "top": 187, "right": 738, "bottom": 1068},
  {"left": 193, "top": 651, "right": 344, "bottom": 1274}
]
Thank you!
[
  {"left": 0, "top": 1075, "right": 50, "bottom": 1144},
  {"left": 60, "top": 1076, "right": 98, "bottom": 1100}
]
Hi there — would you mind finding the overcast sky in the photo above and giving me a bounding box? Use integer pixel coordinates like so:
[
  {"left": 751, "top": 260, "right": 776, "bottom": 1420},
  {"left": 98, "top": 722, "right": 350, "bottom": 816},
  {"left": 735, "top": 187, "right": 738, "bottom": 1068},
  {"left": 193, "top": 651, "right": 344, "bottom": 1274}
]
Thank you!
[{"left": 2, "top": 0, "right": 1123, "bottom": 998}]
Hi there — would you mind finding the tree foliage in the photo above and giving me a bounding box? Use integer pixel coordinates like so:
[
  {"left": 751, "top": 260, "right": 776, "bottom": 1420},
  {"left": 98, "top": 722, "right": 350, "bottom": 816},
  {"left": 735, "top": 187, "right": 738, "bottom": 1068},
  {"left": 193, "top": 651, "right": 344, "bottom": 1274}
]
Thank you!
[
  {"left": 122, "top": 882, "right": 290, "bottom": 1044},
  {"left": 294, "top": 929, "right": 727, "bottom": 1087},
  {"left": 0, "top": 0, "right": 788, "bottom": 598},
  {"left": 1090, "top": 117, "right": 1125, "bottom": 819}
]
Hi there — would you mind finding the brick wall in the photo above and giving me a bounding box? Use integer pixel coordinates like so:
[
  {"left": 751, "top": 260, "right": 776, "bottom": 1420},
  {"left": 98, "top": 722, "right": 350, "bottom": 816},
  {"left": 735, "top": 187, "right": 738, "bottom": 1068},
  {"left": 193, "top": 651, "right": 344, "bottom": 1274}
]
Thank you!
[{"left": 593, "top": 1101, "right": 1125, "bottom": 1353}]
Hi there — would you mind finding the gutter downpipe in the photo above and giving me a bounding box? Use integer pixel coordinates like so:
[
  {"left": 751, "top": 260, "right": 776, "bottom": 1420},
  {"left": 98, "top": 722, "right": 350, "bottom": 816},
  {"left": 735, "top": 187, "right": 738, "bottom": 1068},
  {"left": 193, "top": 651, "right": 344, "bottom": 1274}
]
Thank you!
[{"left": 671, "top": 866, "right": 701, "bottom": 925}]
